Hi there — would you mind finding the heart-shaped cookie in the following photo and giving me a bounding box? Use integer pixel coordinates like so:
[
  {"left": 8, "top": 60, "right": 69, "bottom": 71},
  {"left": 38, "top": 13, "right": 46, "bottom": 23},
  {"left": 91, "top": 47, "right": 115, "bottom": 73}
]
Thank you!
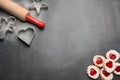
[
  {"left": 17, "top": 28, "right": 35, "bottom": 46},
  {"left": 93, "top": 55, "right": 105, "bottom": 67},
  {"left": 86, "top": 65, "right": 100, "bottom": 79},
  {"left": 101, "top": 68, "right": 113, "bottom": 80},
  {"left": 104, "top": 59, "right": 116, "bottom": 73},
  {"left": 106, "top": 50, "right": 120, "bottom": 61},
  {"left": 114, "top": 63, "right": 120, "bottom": 75}
]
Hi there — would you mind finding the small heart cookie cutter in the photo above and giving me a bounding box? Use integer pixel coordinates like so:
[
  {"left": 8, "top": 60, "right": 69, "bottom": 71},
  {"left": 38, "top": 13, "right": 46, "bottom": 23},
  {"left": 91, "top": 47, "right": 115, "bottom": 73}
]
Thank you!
[{"left": 17, "top": 27, "right": 36, "bottom": 46}]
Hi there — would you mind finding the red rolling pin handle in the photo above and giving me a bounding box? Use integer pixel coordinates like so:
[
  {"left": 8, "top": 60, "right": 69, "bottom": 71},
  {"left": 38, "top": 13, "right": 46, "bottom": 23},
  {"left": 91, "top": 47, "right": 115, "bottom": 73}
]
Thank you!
[{"left": 26, "top": 14, "right": 45, "bottom": 29}]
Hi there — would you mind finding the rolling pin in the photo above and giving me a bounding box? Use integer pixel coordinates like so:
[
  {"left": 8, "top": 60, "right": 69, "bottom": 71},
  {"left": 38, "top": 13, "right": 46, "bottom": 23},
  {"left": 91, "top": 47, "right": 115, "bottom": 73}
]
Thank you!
[{"left": 0, "top": 0, "right": 45, "bottom": 29}]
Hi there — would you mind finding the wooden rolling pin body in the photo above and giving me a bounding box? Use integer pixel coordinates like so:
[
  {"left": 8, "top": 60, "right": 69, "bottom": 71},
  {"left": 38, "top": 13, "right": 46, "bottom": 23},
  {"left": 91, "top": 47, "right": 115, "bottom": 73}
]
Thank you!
[{"left": 0, "top": 0, "right": 29, "bottom": 21}]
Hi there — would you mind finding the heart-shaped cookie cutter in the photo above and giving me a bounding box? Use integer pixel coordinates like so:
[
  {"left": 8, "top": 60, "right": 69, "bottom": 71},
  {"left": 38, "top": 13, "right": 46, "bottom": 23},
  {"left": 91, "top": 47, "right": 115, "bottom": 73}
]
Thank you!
[{"left": 17, "top": 27, "right": 36, "bottom": 46}]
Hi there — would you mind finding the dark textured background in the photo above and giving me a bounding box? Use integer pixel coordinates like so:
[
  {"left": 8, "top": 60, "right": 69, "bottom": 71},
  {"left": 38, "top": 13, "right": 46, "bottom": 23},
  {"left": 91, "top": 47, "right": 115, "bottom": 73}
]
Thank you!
[{"left": 0, "top": 0, "right": 120, "bottom": 80}]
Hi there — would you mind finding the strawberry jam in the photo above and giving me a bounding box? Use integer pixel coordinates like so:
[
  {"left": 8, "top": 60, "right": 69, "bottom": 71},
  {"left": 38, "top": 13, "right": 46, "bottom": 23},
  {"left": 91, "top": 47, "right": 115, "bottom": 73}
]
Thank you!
[
  {"left": 109, "top": 53, "right": 116, "bottom": 60},
  {"left": 102, "top": 70, "right": 109, "bottom": 77},
  {"left": 106, "top": 61, "right": 113, "bottom": 68},
  {"left": 96, "top": 57, "right": 103, "bottom": 64},
  {"left": 115, "top": 66, "right": 120, "bottom": 72},
  {"left": 90, "top": 68, "right": 97, "bottom": 76}
]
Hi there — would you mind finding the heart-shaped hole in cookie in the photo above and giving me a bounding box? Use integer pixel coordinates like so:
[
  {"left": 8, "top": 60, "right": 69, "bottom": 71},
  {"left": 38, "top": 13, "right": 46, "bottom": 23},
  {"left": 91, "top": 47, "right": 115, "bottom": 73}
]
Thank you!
[
  {"left": 90, "top": 68, "right": 97, "bottom": 76},
  {"left": 96, "top": 57, "right": 103, "bottom": 65},
  {"left": 102, "top": 70, "right": 109, "bottom": 77},
  {"left": 115, "top": 66, "right": 120, "bottom": 72},
  {"left": 109, "top": 53, "right": 116, "bottom": 60},
  {"left": 106, "top": 61, "right": 113, "bottom": 68},
  {"left": 17, "top": 28, "right": 35, "bottom": 46}
]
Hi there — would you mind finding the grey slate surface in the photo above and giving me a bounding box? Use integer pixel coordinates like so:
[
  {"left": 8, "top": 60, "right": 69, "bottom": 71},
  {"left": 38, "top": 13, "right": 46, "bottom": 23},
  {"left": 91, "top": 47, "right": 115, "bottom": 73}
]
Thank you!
[{"left": 0, "top": 0, "right": 120, "bottom": 80}]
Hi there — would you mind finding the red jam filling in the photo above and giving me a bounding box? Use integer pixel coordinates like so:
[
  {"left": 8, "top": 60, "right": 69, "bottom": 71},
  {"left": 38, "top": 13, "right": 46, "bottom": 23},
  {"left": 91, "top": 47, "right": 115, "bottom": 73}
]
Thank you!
[
  {"left": 96, "top": 57, "right": 103, "bottom": 64},
  {"left": 90, "top": 68, "right": 97, "bottom": 76},
  {"left": 102, "top": 70, "right": 109, "bottom": 77},
  {"left": 106, "top": 61, "right": 113, "bottom": 68},
  {"left": 115, "top": 66, "right": 120, "bottom": 72},
  {"left": 109, "top": 53, "right": 116, "bottom": 60}
]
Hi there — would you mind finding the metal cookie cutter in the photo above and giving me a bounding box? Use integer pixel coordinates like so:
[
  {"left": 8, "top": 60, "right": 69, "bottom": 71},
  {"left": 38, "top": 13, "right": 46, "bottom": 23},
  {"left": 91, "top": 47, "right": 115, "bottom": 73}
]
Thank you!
[
  {"left": 0, "top": 16, "right": 16, "bottom": 40},
  {"left": 17, "top": 27, "right": 36, "bottom": 46},
  {"left": 28, "top": 0, "right": 48, "bottom": 16}
]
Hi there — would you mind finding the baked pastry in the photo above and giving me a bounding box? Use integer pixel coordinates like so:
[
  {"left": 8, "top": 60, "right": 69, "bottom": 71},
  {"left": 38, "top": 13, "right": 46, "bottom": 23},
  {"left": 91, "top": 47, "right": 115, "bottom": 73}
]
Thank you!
[
  {"left": 104, "top": 59, "right": 116, "bottom": 73},
  {"left": 114, "top": 63, "right": 120, "bottom": 75},
  {"left": 106, "top": 50, "right": 120, "bottom": 61},
  {"left": 86, "top": 65, "right": 100, "bottom": 79},
  {"left": 93, "top": 55, "right": 105, "bottom": 67},
  {"left": 100, "top": 68, "right": 113, "bottom": 80}
]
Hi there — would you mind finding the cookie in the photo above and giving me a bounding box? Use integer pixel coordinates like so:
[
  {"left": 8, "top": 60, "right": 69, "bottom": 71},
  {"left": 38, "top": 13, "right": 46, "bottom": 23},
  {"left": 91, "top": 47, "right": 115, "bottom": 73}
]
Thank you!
[
  {"left": 101, "top": 68, "right": 113, "bottom": 80},
  {"left": 106, "top": 50, "right": 120, "bottom": 61},
  {"left": 114, "top": 63, "right": 120, "bottom": 75},
  {"left": 93, "top": 55, "right": 105, "bottom": 67},
  {"left": 104, "top": 59, "right": 116, "bottom": 73},
  {"left": 86, "top": 65, "right": 100, "bottom": 79}
]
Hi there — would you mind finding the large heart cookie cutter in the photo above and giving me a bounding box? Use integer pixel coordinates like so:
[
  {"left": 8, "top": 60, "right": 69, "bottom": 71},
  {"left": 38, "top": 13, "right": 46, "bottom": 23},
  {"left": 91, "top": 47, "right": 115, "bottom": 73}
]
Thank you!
[{"left": 17, "top": 27, "right": 36, "bottom": 46}]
